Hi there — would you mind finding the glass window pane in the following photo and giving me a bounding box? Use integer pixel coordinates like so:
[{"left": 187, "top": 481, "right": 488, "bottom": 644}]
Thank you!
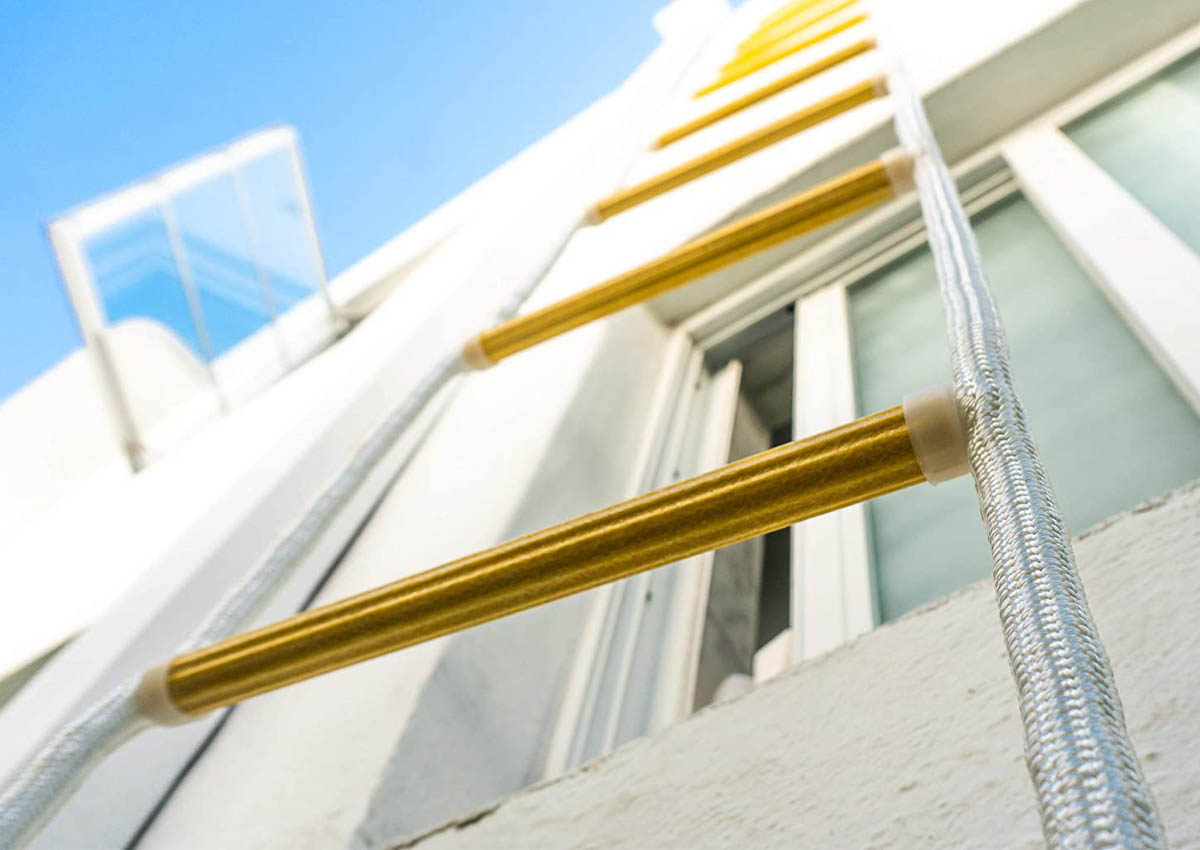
[
  {"left": 239, "top": 149, "right": 322, "bottom": 310},
  {"left": 1066, "top": 51, "right": 1200, "bottom": 254},
  {"left": 849, "top": 195, "right": 1200, "bottom": 621},
  {"left": 172, "top": 175, "right": 274, "bottom": 357},
  {"left": 85, "top": 209, "right": 207, "bottom": 359}
]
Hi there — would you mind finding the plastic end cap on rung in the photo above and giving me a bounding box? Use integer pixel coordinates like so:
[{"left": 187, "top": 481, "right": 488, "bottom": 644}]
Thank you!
[
  {"left": 461, "top": 334, "right": 496, "bottom": 371},
  {"left": 902, "top": 383, "right": 969, "bottom": 484},
  {"left": 869, "top": 73, "right": 889, "bottom": 99},
  {"left": 880, "top": 147, "right": 915, "bottom": 195},
  {"left": 135, "top": 663, "right": 200, "bottom": 726}
]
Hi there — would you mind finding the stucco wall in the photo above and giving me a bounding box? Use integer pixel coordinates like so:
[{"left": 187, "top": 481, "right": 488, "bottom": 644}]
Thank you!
[
  {"left": 400, "top": 481, "right": 1200, "bottom": 849},
  {"left": 134, "top": 308, "right": 674, "bottom": 850}
]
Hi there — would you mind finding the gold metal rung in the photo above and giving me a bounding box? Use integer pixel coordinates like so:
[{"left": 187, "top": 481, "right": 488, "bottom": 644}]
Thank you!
[
  {"left": 593, "top": 76, "right": 886, "bottom": 222},
  {"left": 695, "top": 9, "right": 867, "bottom": 99},
  {"left": 467, "top": 154, "right": 910, "bottom": 367},
  {"left": 754, "top": 0, "right": 829, "bottom": 35},
  {"left": 656, "top": 38, "right": 876, "bottom": 150},
  {"left": 730, "top": 0, "right": 858, "bottom": 66},
  {"left": 146, "top": 397, "right": 969, "bottom": 718}
]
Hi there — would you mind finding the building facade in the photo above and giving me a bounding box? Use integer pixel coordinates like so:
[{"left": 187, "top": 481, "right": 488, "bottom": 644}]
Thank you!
[{"left": 2, "top": 0, "right": 1200, "bottom": 846}]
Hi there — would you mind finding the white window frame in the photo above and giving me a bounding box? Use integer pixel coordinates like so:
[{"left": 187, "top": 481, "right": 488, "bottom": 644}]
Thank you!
[
  {"left": 545, "top": 329, "right": 749, "bottom": 775},
  {"left": 677, "top": 20, "right": 1200, "bottom": 663},
  {"left": 48, "top": 126, "right": 339, "bottom": 469}
]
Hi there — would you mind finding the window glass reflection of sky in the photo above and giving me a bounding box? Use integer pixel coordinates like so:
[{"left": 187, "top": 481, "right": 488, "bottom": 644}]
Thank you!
[
  {"left": 83, "top": 153, "right": 322, "bottom": 362},
  {"left": 86, "top": 210, "right": 207, "bottom": 358}
]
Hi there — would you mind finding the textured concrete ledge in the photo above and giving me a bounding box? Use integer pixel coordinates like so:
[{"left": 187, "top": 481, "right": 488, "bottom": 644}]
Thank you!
[{"left": 398, "top": 481, "right": 1200, "bottom": 849}]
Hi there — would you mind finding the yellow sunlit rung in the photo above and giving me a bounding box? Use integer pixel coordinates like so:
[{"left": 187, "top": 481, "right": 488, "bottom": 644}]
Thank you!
[
  {"left": 731, "top": 0, "right": 858, "bottom": 64},
  {"left": 738, "top": 1, "right": 831, "bottom": 55},
  {"left": 137, "top": 386, "right": 967, "bottom": 720},
  {"left": 753, "top": 0, "right": 830, "bottom": 36},
  {"left": 463, "top": 151, "right": 913, "bottom": 368},
  {"left": 695, "top": 9, "right": 868, "bottom": 99},
  {"left": 592, "top": 76, "right": 887, "bottom": 222},
  {"left": 656, "top": 37, "right": 876, "bottom": 149}
]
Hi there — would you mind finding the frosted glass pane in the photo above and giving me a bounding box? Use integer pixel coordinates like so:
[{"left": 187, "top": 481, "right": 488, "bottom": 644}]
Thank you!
[
  {"left": 849, "top": 196, "right": 1200, "bottom": 621},
  {"left": 1067, "top": 51, "right": 1200, "bottom": 254}
]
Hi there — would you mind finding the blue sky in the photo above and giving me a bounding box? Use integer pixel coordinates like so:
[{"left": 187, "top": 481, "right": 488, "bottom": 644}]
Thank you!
[{"left": 0, "top": 0, "right": 683, "bottom": 400}]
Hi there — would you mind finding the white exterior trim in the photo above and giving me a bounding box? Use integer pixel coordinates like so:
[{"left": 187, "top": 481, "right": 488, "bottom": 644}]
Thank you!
[
  {"left": 651, "top": 359, "right": 744, "bottom": 726},
  {"left": 545, "top": 338, "right": 748, "bottom": 771},
  {"left": 1003, "top": 128, "right": 1200, "bottom": 411},
  {"left": 542, "top": 329, "right": 697, "bottom": 776},
  {"left": 791, "top": 283, "right": 873, "bottom": 660}
]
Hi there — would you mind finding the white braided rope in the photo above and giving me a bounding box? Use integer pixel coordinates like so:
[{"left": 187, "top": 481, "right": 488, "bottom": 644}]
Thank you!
[
  {"left": 875, "top": 21, "right": 1165, "bottom": 849},
  {"left": 0, "top": 347, "right": 468, "bottom": 848},
  {"left": 0, "top": 26, "right": 703, "bottom": 839}
]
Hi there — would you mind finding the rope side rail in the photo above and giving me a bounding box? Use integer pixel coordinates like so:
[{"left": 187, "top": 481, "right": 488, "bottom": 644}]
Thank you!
[
  {"left": 694, "top": 8, "right": 868, "bottom": 98},
  {"left": 654, "top": 37, "right": 876, "bottom": 149},
  {"left": 729, "top": 0, "right": 858, "bottom": 65},
  {"left": 464, "top": 151, "right": 913, "bottom": 367},
  {"left": 591, "top": 76, "right": 886, "bottom": 222},
  {"left": 0, "top": 17, "right": 905, "bottom": 846},
  {"left": 0, "top": 74, "right": 909, "bottom": 850},
  {"left": 868, "top": 5, "right": 1167, "bottom": 846},
  {"left": 137, "top": 386, "right": 968, "bottom": 720}
]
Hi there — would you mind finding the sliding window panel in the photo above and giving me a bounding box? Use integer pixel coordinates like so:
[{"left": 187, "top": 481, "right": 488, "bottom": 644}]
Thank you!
[
  {"left": 1066, "top": 50, "right": 1200, "bottom": 255},
  {"left": 792, "top": 283, "right": 873, "bottom": 658},
  {"left": 849, "top": 195, "right": 1200, "bottom": 622}
]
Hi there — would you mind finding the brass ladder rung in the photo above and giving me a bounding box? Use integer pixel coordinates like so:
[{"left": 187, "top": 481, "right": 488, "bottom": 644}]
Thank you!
[
  {"left": 140, "top": 386, "right": 967, "bottom": 720},
  {"left": 593, "top": 76, "right": 886, "bottom": 222}
]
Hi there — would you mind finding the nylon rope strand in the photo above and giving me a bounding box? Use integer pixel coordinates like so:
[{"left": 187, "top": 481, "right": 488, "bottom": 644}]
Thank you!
[
  {"left": 870, "top": 10, "right": 1165, "bottom": 848},
  {"left": 0, "top": 219, "right": 593, "bottom": 850},
  {"left": 0, "top": 31, "right": 709, "bottom": 844}
]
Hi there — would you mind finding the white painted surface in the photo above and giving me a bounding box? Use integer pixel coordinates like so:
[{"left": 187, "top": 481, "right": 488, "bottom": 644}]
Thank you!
[
  {"left": 404, "top": 480, "right": 1200, "bottom": 850},
  {"left": 752, "top": 627, "right": 791, "bottom": 683},
  {"left": 0, "top": 320, "right": 203, "bottom": 547},
  {"left": 47, "top": 125, "right": 339, "bottom": 467},
  {"left": 62, "top": 128, "right": 299, "bottom": 239},
  {"left": 541, "top": 330, "right": 697, "bottom": 777},
  {"left": 11, "top": 0, "right": 1200, "bottom": 846},
  {"left": 1004, "top": 128, "right": 1200, "bottom": 410},
  {"left": 649, "top": 360, "right": 744, "bottom": 727},
  {"left": 792, "top": 283, "right": 873, "bottom": 660},
  {"left": 642, "top": 0, "right": 1200, "bottom": 323},
  {"left": 95, "top": 6, "right": 725, "bottom": 848},
  {"left": 136, "top": 308, "right": 675, "bottom": 850},
  {"left": 6, "top": 25, "right": 695, "bottom": 844}
]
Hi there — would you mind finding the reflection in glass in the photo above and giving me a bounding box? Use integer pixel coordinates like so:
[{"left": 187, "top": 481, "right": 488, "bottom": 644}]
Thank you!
[
  {"left": 85, "top": 209, "right": 207, "bottom": 359},
  {"left": 239, "top": 148, "right": 321, "bottom": 310},
  {"left": 1067, "top": 50, "right": 1200, "bottom": 253},
  {"left": 173, "top": 174, "right": 274, "bottom": 356},
  {"left": 849, "top": 196, "right": 1200, "bottom": 621}
]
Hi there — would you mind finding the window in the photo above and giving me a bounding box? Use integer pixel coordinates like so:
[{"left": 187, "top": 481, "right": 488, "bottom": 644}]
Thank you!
[
  {"left": 49, "top": 127, "right": 336, "bottom": 466},
  {"left": 538, "top": 25, "right": 1200, "bottom": 783},
  {"left": 849, "top": 195, "right": 1200, "bottom": 620},
  {"left": 1066, "top": 50, "right": 1200, "bottom": 255}
]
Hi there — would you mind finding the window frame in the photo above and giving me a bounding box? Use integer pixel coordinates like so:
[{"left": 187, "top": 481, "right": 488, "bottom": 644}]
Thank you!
[
  {"left": 47, "top": 126, "right": 339, "bottom": 469},
  {"left": 545, "top": 329, "right": 751, "bottom": 775},
  {"left": 678, "top": 19, "right": 1200, "bottom": 661}
]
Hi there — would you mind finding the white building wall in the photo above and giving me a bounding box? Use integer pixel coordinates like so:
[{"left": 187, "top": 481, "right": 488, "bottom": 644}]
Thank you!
[
  {"left": 136, "top": 307, "right": 675, "bottom": 850},
  {"left": 402, "top": 481, "right": 1200, "bottom": 850},
  {"left": 11, "top": 0, "right": 1200, "bottom": 846},
  {"left": 11, "top": 11, "right": 718, "bottom": 844}
]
